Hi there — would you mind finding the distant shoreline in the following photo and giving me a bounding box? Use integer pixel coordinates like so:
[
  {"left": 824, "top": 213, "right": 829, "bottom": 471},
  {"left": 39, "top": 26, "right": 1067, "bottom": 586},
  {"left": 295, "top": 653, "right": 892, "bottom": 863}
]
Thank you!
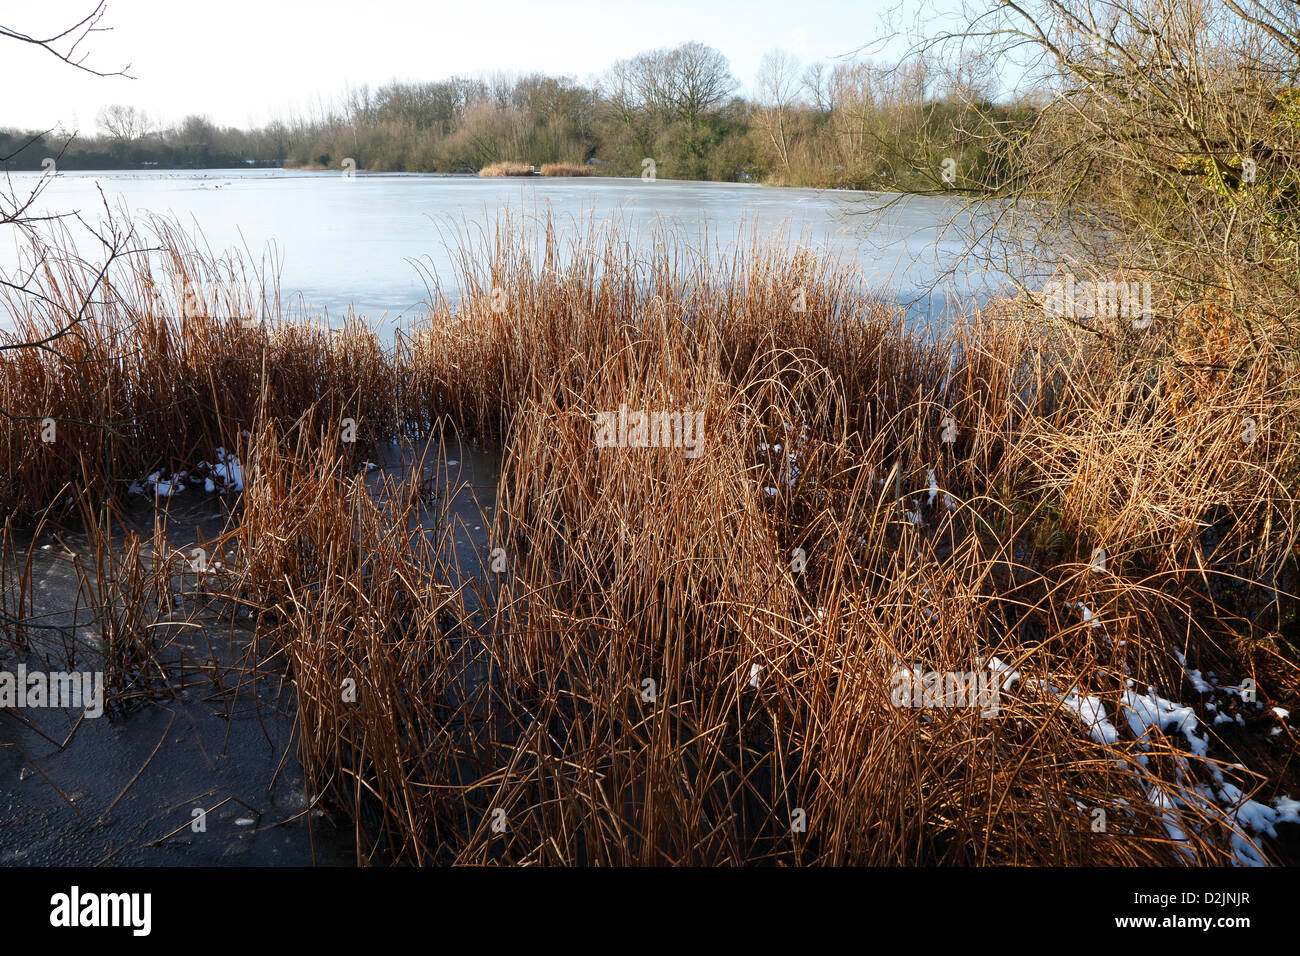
[{"left": 5, "top": 162, "right": 937, "bottom": 197}]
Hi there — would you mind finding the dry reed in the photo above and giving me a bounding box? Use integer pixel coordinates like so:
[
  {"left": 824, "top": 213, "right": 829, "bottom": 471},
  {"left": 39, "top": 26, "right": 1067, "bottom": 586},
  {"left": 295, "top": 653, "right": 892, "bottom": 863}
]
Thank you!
[
  {"left": 478, "top": 162, "right": 536, "bottom": 177},
  {"left": 3, "top": 212, "right": 1298, "bottom": 865},
  {"left": 539, "top": 163, "right": 593, "bottom": 177}
]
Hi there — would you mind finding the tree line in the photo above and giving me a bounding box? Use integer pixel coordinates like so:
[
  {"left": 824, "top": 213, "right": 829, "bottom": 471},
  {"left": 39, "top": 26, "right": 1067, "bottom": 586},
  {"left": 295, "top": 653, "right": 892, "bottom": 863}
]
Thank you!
[{"left": 0, "top": 40, "right": 1030, "bottom": 191}]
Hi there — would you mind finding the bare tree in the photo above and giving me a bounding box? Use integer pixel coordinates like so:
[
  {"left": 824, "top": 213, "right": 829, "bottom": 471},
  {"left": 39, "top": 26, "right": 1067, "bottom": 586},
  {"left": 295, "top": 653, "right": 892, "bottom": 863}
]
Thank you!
[
  {"left": 97, "top": 103, "right": 151, "bottom": 145},
  {"left": 801, "top": 60, "right": 840, "bottom": 114},
  {"left": 663, "top": 41, "right": 738, "bottom": 130},
  {"left": 754, "top": 50, "right": 803, "bottom": 178},
  {"left": 629, "top": 49, "right": 675, "bottom": 119}
]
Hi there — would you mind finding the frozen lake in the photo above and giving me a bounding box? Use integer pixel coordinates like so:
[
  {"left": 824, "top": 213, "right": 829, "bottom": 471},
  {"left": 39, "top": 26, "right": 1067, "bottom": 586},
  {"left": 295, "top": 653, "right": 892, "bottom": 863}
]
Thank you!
[{"left": 1, "top": 168, "right": 1009, "bottom": 334}]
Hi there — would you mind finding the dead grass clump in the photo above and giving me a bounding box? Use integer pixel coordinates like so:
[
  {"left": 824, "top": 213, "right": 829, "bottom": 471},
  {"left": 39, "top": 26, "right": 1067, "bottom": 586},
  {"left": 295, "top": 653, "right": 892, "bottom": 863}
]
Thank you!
[
  {"left": 539, "top": 163, "right": 593, "bottom": 177},
  {"left": 478, "top": 162, "right": 535, "bottom": 177}
]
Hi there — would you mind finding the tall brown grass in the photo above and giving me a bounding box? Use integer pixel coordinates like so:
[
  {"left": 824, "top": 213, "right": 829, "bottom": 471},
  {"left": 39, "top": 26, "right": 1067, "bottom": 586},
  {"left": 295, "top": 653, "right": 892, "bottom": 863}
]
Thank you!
[
  {"left": 478, "top": 162, "right": 535, "bottom": 177},
  {"left": 539, "top": 163, "right": 593, "bottom": 177},
  {"left": 3, "top": 213, "right": 1298, "bottom": 864},
  {"left": 0, "top": 218, "right": 402, "bottom": 519}
]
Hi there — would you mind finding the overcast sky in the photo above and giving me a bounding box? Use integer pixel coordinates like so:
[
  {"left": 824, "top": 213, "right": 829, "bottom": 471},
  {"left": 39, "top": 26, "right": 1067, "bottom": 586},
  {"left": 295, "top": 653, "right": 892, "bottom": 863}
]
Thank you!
[{"left": 0, "top": 0, "right": 930, "bottom": 134}]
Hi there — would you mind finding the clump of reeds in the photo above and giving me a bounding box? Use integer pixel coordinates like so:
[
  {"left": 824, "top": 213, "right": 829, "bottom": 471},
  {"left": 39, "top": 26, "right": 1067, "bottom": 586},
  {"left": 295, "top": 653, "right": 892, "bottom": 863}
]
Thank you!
[
  {"left": 478, "top": 161, "right": 535, "bottom": 177},
  {"left": 0, "top": 217, "right": 402, "bottom": 520},
  {"left": 539, "top": 163, "right": 593, "bottom": 177}
]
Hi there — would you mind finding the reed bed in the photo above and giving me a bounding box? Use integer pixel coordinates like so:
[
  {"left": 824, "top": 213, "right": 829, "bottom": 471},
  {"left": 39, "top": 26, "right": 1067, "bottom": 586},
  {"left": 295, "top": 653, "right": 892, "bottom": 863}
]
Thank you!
[
  {"left": 3, "top": 213, "right": 1298, "bottom": 865},
  {"left": 0, "top": 218, "right": 405, "bottom": 518},
  {"left": 539, "top": 163, "right": 593, "bottom": 177},
  {"left": 477, "top": 162, "right": 536, "bottom": 177}
]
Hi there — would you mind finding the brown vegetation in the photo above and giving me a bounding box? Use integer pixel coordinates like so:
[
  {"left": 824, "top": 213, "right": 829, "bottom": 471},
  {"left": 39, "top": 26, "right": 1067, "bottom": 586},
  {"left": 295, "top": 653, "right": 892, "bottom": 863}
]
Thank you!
[
  {"left": 539, "top": 162, "right": 592, "bottom": 177},
  {"left": 478, "top": 161, "right": 535, "bottom": 177},
  {"left": 3, "top": 213, "right": 1297, "bottom": 864}
]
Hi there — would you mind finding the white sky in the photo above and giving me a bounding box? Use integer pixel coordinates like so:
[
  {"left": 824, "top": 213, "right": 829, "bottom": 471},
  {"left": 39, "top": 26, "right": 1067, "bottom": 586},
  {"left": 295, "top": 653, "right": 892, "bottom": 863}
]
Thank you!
[{"left": 0, "top": 0, "right": 927, "bottom": 135}]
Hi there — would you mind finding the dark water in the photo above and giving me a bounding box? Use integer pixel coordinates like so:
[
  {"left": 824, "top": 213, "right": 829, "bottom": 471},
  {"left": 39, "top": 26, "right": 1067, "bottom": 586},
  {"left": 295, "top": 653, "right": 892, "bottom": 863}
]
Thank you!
[{"left": 0, "top": 436, "right": 499, "bottom": 866}]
